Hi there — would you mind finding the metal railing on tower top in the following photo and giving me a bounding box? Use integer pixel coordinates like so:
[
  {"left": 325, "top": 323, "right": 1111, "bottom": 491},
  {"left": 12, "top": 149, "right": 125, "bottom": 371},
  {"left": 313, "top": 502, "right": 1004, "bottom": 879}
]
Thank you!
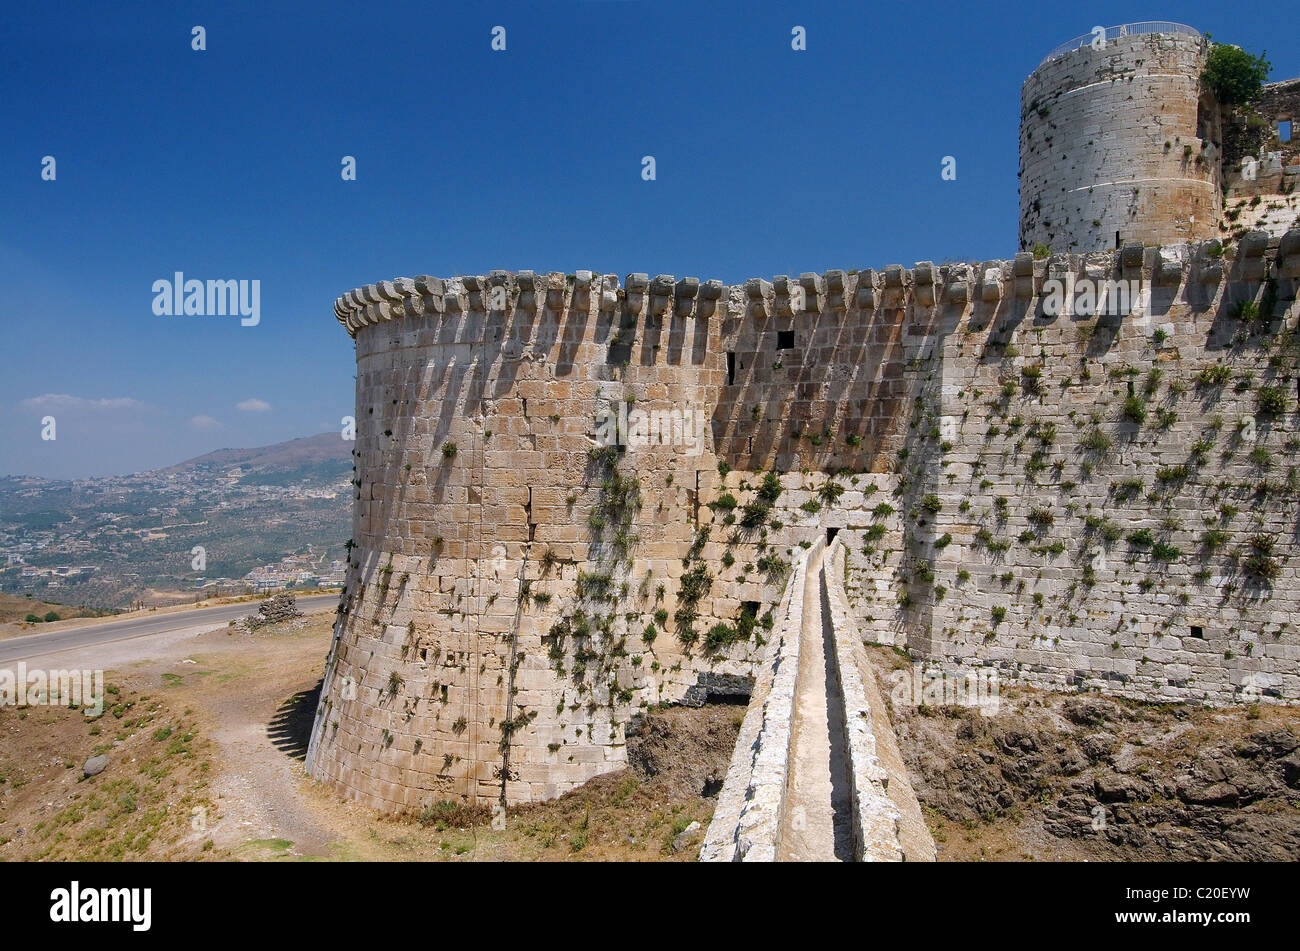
[{"left": 1035, "top": 21, "right": 1202, "bottom": 71}]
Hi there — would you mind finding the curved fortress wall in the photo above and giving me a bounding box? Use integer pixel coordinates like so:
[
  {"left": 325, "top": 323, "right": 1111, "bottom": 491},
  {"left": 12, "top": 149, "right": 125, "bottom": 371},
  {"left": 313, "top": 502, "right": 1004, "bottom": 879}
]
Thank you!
[
  {"left": 1020, "top": 28, "right": 1222, "bottom": 252},
  {"left": 308, "top": 234, "right": 1300, "bottom": 812}
]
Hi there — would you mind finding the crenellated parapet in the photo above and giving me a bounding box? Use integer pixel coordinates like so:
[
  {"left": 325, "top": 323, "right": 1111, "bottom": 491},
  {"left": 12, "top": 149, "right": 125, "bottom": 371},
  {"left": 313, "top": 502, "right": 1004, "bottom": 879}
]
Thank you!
[{"left": 331, "top": 229, "right": 1300, "bottom": 345}]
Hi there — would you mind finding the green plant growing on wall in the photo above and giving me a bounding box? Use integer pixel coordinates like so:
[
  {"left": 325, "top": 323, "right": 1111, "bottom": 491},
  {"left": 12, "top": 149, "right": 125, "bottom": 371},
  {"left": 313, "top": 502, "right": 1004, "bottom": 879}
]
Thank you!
[
  {"left": 1021, "top": 364, "right": 1044, "bottom": 394},
  {"left": 1201, "top": 528, "right": 1228, "bottom": 552},
  {"left": 1257, "top": 386, "right": 1287, "bottom": 417},
  {"left": 1028, "top": 507, "right": 1054, "bottom": 528},
  {"left": 1122, "top": 395, "right": 1147, "bottom": 424},
  {"left": 1232, "top": 299, "right": 1261, "bottom": 322},
  {"left": 756, "top": 551, "right": 789, "bottom": 580},
  {"left": 1196, "top": 364, "right": 1231, "bottom": 386},
  {"left": 818, "top": 480, "right": 846, "bottom": 505},
  {"left": 1082, "top": 428, "right": 1112, "bottom": 454},
  {"left": 1114, "top": 478, "right": 1143, "bottom": 501},
  {"left": 1151, "top": 542, "right": 1182, "bottom": 562},
  {"left": 740, "top": 471, "right": 784, "bottom": 528},
  {"left": 1128, "top": 528, "right": 1155, "bottom": 550},
  {"left": 1243, "top": 534, "right": 1280, "bottom": 581},
  {"left": 708, "top": 492, "right": 738, "bottom": 513}
]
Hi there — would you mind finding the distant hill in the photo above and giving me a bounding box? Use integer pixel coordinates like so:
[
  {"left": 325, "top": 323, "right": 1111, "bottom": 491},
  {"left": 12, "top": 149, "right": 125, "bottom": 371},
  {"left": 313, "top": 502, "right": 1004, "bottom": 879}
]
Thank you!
[
  {"left": 0, "top": 593, "right": 107, "bottom": 628},
  {"left": 0, "top": 432, "right": 353, "bottom": 610},
  {"left": 164, "top": 432, "right": 352, "bottom": 474}
]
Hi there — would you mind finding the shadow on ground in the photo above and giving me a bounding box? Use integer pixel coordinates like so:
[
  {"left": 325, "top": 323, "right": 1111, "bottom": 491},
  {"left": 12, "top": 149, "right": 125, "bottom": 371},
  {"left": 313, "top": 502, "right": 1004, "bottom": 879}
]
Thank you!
[{"left": 268, "top": 679, "right": 322, "bottom": 760}]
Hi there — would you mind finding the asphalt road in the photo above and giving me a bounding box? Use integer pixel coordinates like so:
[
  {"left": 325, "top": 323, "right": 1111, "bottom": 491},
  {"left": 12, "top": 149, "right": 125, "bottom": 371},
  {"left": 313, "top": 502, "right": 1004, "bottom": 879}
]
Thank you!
[{"left": 0, "top": 594, "right": 338, "bottom": 664}]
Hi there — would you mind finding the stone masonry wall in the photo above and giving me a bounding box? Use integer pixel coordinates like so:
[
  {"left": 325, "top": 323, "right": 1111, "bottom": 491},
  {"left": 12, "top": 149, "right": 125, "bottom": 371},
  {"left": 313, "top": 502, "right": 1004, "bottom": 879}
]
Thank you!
[{"left": 308, "top": 229, "right": 1300, "bottom": 810}]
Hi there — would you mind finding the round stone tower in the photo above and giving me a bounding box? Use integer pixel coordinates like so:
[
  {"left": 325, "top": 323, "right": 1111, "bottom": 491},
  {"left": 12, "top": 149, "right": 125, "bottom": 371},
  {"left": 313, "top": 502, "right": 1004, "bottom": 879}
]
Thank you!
[
  {"left": 1019, "top": 23, "right": 1222, "bottom": 252},
  {"left": 303, "top": 272, "right": 759, "bottom": 812}
]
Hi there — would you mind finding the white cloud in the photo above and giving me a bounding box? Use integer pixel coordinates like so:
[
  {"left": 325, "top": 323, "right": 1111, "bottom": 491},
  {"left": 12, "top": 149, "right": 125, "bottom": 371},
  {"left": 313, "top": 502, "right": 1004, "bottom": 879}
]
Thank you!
[
  {"left": 19, "top": 394, "right": 146, "bottom": 412},
  {"left": 189, "top": 414, "right": 222, "bottom": 429},
  {"left": 236, "top": 398, "right": 271, "bottom": 413}
]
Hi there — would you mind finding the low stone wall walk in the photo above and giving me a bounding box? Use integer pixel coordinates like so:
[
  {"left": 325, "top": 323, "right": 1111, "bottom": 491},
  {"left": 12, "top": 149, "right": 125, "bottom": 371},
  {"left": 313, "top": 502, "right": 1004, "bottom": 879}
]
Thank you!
[
  {"left": 825, "top": 538, "right": 936, "bottom": 862},
  {"left": 702, "top": 536, "right": 934, "bottom": 862},
  {"left": 700, "top": 541, "right": 817, "bottom": 862}
]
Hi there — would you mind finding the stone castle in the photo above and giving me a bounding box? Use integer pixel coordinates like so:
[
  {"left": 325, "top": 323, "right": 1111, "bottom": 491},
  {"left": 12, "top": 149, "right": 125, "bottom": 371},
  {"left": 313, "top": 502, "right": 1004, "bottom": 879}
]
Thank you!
[{"left": 305, "top": 22, "right": 1300, "bottom": 816}]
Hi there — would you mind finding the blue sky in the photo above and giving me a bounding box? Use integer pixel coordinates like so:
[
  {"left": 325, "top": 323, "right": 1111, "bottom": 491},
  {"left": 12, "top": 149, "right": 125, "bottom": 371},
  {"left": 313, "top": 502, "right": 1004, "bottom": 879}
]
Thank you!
[{"left": 2, "top": 1, "right": 1295, "bottom": 478}]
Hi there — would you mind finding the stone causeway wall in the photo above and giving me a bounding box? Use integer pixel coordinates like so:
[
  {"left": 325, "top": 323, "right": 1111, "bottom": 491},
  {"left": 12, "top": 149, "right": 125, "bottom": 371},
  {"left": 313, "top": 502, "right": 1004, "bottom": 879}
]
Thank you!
[
  {"left": 307, "top": 227, "right": 1300, "bottom": 811},
  {"left": 699, "top": 541, "right": 815, "bottom": 862},
  {"left": 823, "top": 537, "right": 906, "bottom": 861}
]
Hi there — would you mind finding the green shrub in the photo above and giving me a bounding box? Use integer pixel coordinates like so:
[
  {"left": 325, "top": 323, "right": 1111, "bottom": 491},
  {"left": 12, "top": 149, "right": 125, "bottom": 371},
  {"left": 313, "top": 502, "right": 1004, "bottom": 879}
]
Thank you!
[
  {"left": 1202, "top": 43, "right": 1271, "bottom": 105},
  {"left": 709, "top": 492, "right": 738, "bottom": 512}
]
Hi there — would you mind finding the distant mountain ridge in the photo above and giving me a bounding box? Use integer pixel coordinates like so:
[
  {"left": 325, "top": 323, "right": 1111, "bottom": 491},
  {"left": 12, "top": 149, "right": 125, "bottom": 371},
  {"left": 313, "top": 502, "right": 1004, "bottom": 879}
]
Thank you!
[
  {"left": 0, "top": 432, "right": 353, "bottom": 610},
  {"left": 162, "top": 432, "right": 352, "bottom": 474}
]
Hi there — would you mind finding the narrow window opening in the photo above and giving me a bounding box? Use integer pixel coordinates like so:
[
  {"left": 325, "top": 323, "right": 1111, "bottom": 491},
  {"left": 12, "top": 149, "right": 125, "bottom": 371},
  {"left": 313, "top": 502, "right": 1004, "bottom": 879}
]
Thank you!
[
  {"left": 1279, "top": 120, "right": 1292, "bottom": 143},
  {"left": 1190, "top": 625, "right": 1204, "bottom": 639},
  {"left": 777, "top": 329, "right": 795, "bottom": 350},
  {"left": 726, "top": 351, "right": 736, "bottom": 385},
  {"left": 1114, "top": 230, "right": 1121, "bottom": 249}
]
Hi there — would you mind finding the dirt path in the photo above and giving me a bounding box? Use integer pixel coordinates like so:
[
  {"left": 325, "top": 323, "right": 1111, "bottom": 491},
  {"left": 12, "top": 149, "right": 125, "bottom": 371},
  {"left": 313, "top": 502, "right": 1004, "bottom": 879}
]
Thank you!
[{"left": 779, "top": 549, "right": 853, "bottom": 861}]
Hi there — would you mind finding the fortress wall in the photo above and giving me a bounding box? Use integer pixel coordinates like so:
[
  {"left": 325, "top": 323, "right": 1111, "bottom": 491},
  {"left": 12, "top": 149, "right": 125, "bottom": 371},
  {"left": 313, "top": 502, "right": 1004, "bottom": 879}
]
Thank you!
[
  {"left": 881, "top": 237, "right": 1300, "bottom": 704},
  {"left": 310, "top": 230, "right": 1300, "bottom": 809},
  {"left": 308, "top": 272, "right": 841, "bottom": 809},
  {"left": 1020, "top": 32, "right": 1221, "bottom": 252},
  {"left": 1258, "top": 79, "right": 1300, "bottom": 169}
]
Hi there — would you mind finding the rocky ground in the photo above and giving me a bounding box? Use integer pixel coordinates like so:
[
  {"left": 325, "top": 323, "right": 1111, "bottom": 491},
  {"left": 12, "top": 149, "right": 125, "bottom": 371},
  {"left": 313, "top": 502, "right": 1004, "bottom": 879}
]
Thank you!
[
  {"left": 867, "top": 645, "right": 1300, "bottom": 861},
  {"left": 11, "top": 600, "right": 1293, "bottom": 863},
  {"left": 0, "top": 606, "right": 741, "bottom": 861}
]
